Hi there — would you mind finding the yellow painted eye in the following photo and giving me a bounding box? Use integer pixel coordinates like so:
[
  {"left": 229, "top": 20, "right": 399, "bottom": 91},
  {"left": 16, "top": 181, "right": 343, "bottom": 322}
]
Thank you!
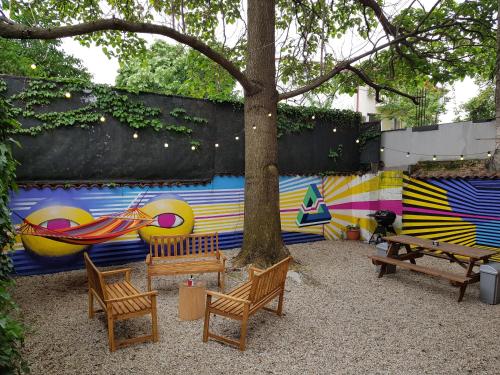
[
  {"left": 21, "top": 205, "right": 94, "bottom": 257},
  {"left": 138, "top": 198, "right": 194, "bottom": 243}
]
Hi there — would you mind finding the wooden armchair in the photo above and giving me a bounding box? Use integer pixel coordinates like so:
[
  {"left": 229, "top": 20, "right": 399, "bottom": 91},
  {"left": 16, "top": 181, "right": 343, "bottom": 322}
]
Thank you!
[
  {"left": 84, "top": 253, "right": 159, "bottom": 351},
  {"left": 203, "top": 256, "right": 292, "bottom": 351}
]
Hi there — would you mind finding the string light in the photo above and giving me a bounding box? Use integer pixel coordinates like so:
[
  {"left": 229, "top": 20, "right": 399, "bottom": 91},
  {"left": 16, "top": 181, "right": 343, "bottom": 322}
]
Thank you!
[
  {"left": 164, "top": 142, "right": 169, "bottom": 148},
  {"left": 30, "top": 64, "right": 37, "bottom": 70},
  {"left": 460, "top": 155, "right": 464, "bottom": 160},
  {"left": 380, "top": 147, "right": 385, "bottom": 152},
  {"left": 378, "top": 146, "right": 492, "bottom": 159},
  {"left": 268, "top": 113, "right": 272, "bottom": 117},
  {"left": 191, "top": 145, "right": 196, "bottom": 151},
  {"left": 133, "top": 132, "right": 138, "bottom": 139},
  {"left": 487, "top": 151, "right": 492, "bottom": 157},
  {"left": 432, "top": 155, "right": 437, "bottom": 161},
  {"left": 252, "top": 125, "right": 257, "bottom": 130},
  {"left": 64, "top": 92, "right": 71, "bottom": 99},
  {"left": 333, "top": 128, "right": 337, "bottom": 132},
  {"left": 215, "top": 143, "right": 219, "bottom": 148},
  {"left": 99, "top": 116, "right": 106, "bottom": 122},
  {"left": 355, "top": 139, "right": 360, "bottom": 144},
  {"left": 235, "top": 136, "right": 239, "bottom": 140},
  {"left": 311, "top": 115, "right": 315, "bottom": 120},
  {"left": 406, "top": 152, "right": 410, "bottom": 157}
]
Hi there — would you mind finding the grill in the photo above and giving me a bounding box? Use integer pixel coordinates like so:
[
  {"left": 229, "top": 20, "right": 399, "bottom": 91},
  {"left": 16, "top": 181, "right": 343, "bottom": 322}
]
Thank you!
[{"left": 367, "top": 210, "right": 397, "bottom": 244}]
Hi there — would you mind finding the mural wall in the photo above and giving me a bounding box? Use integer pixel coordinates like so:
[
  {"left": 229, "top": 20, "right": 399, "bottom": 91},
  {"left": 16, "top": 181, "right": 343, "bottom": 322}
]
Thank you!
[
  {"left": 9, "top": 172, "right": 403, "bottom": 275},
  {"left": 402, "top": 176, "right": 500, "bottom": 261}
]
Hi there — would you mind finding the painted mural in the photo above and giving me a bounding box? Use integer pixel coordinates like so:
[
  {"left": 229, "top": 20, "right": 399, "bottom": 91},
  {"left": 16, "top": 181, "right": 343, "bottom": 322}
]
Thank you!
[
  {"left": 9, "top": 173, "right": 403, "bottom": 275},
  {"left": 402, "top": 176, "right": 500, "bottom": 261}
]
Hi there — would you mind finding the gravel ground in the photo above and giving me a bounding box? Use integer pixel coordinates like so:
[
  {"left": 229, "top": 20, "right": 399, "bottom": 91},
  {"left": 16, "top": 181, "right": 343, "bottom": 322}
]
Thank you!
[{"left": 12, "top": 241, "right": 500, "bottom": 375}]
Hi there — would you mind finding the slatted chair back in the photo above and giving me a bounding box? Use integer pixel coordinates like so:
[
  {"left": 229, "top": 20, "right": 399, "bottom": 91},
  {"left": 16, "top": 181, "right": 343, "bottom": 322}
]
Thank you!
[
  {"left": 150, "top": 233, "right": 220, "bottom": 259},
  {"left": 84, "top": 252, "right": 106, "bottom": 302},
  {"left": 248, "top": 256, "right": 292, "bottom": 303}
]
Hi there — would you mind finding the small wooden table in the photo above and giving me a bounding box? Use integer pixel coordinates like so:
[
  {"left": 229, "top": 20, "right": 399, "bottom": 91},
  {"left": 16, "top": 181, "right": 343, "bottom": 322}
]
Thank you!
[
  {"left": 369, "top": 235, "right": 497, "bottom": 302},
  {"left": 178, "top": 280, "right": 207, "bottom": 320}
]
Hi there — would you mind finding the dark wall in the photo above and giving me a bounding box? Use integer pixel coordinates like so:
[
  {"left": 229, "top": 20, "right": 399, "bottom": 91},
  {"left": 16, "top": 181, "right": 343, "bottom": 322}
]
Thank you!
[{"left": 4, "top": 76, "right": 369, "bottom": 182}]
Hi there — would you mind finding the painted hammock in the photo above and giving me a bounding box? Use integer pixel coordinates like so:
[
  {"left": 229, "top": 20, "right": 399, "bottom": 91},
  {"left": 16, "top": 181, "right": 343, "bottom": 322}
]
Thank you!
[{"left": 17, "top": 208, "right": 153, "bottom": 245}]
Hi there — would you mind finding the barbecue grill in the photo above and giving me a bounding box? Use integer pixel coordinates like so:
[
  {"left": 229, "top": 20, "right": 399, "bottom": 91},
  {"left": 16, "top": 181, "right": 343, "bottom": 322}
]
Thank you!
[{"left": 367, "top": 210, "right": 396, "bottom": 244}]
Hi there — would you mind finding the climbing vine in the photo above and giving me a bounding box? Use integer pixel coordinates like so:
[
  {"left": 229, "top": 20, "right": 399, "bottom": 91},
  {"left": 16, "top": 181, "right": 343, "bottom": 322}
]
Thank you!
[
  {"left": 0, "top": 95, "right": 28, "bottom": 374},
  {"left": 0, "top": 77, "right": 208, "bottom": 138}
]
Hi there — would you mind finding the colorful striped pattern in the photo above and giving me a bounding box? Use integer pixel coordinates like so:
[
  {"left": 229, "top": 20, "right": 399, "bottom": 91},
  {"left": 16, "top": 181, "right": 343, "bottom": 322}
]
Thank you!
[
  {"left": 18, "top": 208, "right": 153, "bottom": 245},
  {"left": 402, "top": 176, "right": 500, "bottom": 261}
]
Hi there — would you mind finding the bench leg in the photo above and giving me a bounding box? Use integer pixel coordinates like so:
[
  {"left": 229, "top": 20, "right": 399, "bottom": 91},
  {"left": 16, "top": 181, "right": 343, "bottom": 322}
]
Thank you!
[
  {"left": 239, "top": 307, "right": 249, "bottom": 351},
  {"left": 378, "top": 263, "right": 387, "bottom": 278},
  {"left": 151, "top": 295, "right": 159, "bottom": 342},
  {"left": 203, "top": 296, "right": 212, "bottom": 343},
  {"left": 147, "top": 275, "right": 152, "bottom": 292},
  {"left": 458, "top": 284, "right": 467, "bottom": 302},
  {"left": 107, "top": 314, "right": 116, "bottom": 352},
  {"left": 218, "top": 271, "right": 225, "bottom": 292},
  {"left": 276, "top": 288, "right": 285, "bottom": 316},
  {"left": 88, "top": 290, "right": 94, "bottom": 319}
]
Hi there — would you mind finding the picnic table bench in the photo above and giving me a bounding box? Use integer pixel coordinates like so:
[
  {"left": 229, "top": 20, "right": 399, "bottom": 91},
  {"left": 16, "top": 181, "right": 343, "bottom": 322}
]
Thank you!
[{"left": 369, "top": 235, "right": 496, "bottom": 302}]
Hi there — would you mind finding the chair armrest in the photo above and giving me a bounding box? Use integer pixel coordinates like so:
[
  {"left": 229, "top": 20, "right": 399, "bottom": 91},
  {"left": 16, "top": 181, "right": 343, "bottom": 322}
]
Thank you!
[
  {"left": 249, "top": 266, "right": 264, "bottom": 279},
  {"left": 101, "top": 268, "right": 132, "bottom": 282},
  {"left": 217, "top": 250, "right": 227, "bottom": 261},
  {"left": 146, "top": 254, "right": 151, "bottom": 265},
  {"left": 206, "top": 290, "right": 250, "bottom": 305},
  {"left": 106, "top": 290, "right": 158, "bottom": 303}
]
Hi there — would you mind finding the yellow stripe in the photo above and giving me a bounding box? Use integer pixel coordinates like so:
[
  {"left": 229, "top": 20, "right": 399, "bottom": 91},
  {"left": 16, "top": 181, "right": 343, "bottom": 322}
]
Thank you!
[
  {"left": 403, "top": 190, "right": 449, "bottom": 206},
  {"left": 403, "top": 199, "right": 451, "bottom": 211}
]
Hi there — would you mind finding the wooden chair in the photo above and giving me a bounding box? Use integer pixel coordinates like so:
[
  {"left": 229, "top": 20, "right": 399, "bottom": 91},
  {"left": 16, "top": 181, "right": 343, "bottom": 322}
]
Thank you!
[
  {"left": 84, "top": 252, "right": 159, "bottom": 351},
  {"left": 146, "top": 233, "right": 226, "bottom": 292},
  {"left": 203, "top": 256, "right": 292, "bottom": 351}
]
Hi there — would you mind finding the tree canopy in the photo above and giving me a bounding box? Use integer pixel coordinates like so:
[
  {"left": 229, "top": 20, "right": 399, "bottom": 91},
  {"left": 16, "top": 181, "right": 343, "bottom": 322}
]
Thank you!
[
  {"left": 116, "top": 41, "right": 237, "bottom": 100},
  {"left": 455, "top": 84, "right": 495, "bottom": 123}
]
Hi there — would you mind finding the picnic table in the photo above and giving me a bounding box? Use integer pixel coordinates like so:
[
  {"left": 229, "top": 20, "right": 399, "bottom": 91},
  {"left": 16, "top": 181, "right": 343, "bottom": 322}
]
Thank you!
[{"left": 369, "top": 234, "right": 497, "bottom": 302}]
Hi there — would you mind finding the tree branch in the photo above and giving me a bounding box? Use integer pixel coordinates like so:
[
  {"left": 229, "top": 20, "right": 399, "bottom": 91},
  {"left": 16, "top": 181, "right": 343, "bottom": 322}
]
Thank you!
[
  {"left": 345, "top": 65, "right": 419, "bottom": 104},
  {"left": 0, "top": 18, "right": 258, "bottom": 95}
]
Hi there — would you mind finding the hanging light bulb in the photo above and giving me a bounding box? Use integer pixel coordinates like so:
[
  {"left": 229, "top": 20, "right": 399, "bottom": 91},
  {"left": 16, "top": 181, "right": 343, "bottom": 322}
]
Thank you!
[
  {"left": 355, "top": 139, "right": 360, "bottom": 144},
  {"left": 99, "top": 116, "right": 106, "bottom": 123},
  {"left": 215, "top": 143, "right": 219, "bottom": 148},
  {"left": 235, "top": 136, "right": 239, "bottom": 140},
  {"left": 252, "top": 125, "right": 257, "bottom": 130},
  {"left": 311, "top": 115, "right": 315, "bottom": 120},
  {"left": 406, "top": 152, "right": 410, "bottom": 157},
  {"left": 268, "top": 113, "right": 272, "bottom": 117},
  {"left": 460, "top": 155, "right": 464, "bottom": 160},
  {"left": 432, "top": 155, "right": 437, "bottom": 161},
  {"left": 133, "top": 132, "right": 138, "bottom": 139},
  {"left": 487, "top": 151, "right": 492, "bottom": 157},
  {"left": 333, "top": 128, "right": 337, "bottom": 133},
  {"left": 64, "top": 92, "right": 72, "bottom": 99},
  {"left": 164, "top": 142, "right": 169, "bottom": 148},
  {"left": 30, "top": 64, "right": 37, "bottom": 70},
  {"left": 191, "top": 145, "right": 196, "bottom": 151},
  {"left": 380, "top": 147, "right": 385, "bottom": 152}
]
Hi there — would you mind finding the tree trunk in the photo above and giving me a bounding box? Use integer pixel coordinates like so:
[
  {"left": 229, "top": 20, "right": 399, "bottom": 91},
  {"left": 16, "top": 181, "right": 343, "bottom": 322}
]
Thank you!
[
  {"left": 493, "top": 0, "right": 500, "bottom": 171},
  {"left": 235, "top": 0, "right": 289, "bottom": 267}
]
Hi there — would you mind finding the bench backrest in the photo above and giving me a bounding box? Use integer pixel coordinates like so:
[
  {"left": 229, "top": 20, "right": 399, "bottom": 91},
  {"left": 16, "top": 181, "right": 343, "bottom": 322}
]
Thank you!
[
  {"left": 83, "top": 252, "right": 106, "bottom": 302},
  {"left": 249, "top": 256, "right": 292, "bottom": 303},
  {"left": 150, "top": 233, "right": 219, "bottom": 259}
]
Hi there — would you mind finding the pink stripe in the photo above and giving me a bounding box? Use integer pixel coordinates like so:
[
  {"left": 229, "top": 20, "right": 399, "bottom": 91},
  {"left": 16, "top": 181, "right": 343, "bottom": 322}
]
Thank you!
[
  {"left": 327, "top": 200, "right": 402, "bottom": 215},
  {"left": 406, "top": 207, "right": 500, "bottom": 221}
]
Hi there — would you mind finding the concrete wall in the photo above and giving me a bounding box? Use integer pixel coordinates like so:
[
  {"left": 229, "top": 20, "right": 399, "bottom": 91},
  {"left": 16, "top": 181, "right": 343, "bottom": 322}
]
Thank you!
[{"left": 381, "top": 121, "right": 495, "bottom": 169}]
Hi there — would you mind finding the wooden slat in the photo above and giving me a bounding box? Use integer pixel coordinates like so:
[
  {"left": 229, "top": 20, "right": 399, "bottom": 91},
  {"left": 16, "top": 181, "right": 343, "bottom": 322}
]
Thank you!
[
  {"left": 369, "top": 255, "right": 471, "bottom": 283},
  {"left": 383, "top": 235, "right": 496, "bottom": 259}
]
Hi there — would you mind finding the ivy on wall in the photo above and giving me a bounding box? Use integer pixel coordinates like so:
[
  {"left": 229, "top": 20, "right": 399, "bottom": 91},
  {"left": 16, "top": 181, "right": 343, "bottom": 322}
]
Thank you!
[
  {"left": 276, "top": 103, "right": 361, "bottom": 137},
  {"left": 0, "top": 77, "right": 207, "bottom": 139},
  {"left": 0, "top": 95, "right": 28, "bottom": 374}
]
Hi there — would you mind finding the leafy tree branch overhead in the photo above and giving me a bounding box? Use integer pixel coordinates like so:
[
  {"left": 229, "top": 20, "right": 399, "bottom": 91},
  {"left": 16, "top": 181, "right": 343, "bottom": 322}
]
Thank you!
[{"left": 0, "top": 0, "right": 493, "bottom": 265}]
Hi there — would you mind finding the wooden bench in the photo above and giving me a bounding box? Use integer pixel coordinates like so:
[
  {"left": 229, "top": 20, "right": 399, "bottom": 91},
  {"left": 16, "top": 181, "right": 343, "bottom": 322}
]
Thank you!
[
  {"left": 84, "top": 253, "right": 158, "bottom": 352},
  {"left": 369, "top": 255, "right": 472, "bottom": 301},
  {"left": 203, "top": 256, "right": 292, "bottom": 351},
  {"left": 146, "top": 233, "right": 226, "bottom": 292}
]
